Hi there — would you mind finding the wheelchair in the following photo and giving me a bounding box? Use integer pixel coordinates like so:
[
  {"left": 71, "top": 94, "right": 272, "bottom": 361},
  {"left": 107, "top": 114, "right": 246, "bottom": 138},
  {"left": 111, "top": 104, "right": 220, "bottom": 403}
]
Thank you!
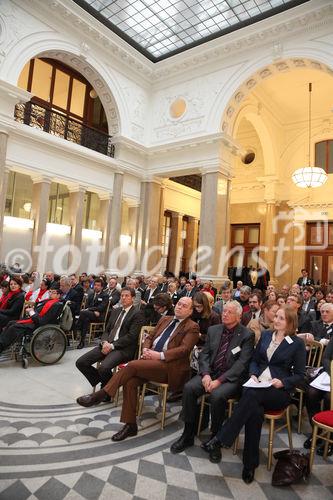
[{"left": 13, "top": 324, "right": 67, "bottom": 369}]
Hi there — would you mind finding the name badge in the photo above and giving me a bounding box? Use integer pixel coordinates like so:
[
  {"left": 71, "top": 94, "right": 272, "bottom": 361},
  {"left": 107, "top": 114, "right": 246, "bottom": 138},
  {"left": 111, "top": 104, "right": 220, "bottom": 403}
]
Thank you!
[
  {"left": 98, "top": 298, "right": 103, "bottom": 301},
  {"left": 285, "top": 335, "right": 293, "bottom": 344},
  {"left": 231, "top": 346, "right": 241, "bottom": 355}
]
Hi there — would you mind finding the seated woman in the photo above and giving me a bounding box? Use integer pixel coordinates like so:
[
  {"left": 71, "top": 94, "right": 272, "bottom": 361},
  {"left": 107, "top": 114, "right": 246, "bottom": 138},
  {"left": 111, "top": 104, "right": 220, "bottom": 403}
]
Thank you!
[
  {"left": 0, "top": 276, "right": 25, "bottom": 330},
  {"left": 190, "top": 292, "right": 221, "bottom": 372},
  {"left": 204, "top": 305, "right": 306, "bottom": 484},
  {"left": 0, "top": 280, "right": 10, "bottom": 301},
  {"left": 304, "top": 335, "right": 333, "bottom": 456},
  {"left": 25, "top": 278, "right": 50, "bottom": 303}
]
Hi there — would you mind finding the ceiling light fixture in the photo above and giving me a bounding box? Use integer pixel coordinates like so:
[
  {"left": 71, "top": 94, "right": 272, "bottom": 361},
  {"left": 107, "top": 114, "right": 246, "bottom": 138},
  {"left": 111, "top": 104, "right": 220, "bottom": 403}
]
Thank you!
[{"left": 292, "top": 83, "right": 328, "bottom": 188}]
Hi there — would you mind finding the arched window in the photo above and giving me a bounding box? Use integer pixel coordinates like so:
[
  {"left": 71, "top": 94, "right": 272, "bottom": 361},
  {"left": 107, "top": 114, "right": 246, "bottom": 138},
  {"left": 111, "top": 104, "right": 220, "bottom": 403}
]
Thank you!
[{"left": 315, "top": 140, "right": 333, "bottom": 174}]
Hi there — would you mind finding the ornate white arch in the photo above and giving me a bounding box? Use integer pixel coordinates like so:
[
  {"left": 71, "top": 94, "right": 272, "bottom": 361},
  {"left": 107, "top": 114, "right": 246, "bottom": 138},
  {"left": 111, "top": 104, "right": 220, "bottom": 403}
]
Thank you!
[{"left": 0, "top": 32, "right": 129, "bottom": 135}]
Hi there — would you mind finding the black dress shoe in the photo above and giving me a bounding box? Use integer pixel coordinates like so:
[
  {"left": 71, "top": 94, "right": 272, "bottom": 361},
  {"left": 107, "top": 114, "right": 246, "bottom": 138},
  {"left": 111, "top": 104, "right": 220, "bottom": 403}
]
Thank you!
[
  {"left": 76, "top": 389, "right": 108, "bottom": 407},
  {"left": 200, "top": 434, "right": 216, "bottom": 452},
  {"left": 111, "top": 423, "right": 138, "bottom": 441},
  {"left": 242, "top": 467, "right": 255, "bottom": 484},
  {"left": 316, "top": 444, "right": 333, "bottom": 456},
  {"left": 170, "top": 435, "right": 194, "bottom": 454},
  {"left": 166, "top": 391, "right": 183, "bottom": 403},
  {"left": 205, "top": 436, "right": 222, "bottom": 463},
  {"left": 77, "top": 341, "right": 85, "bottom": 349},
  {"left": 304, "top": 437, "right": 322, "bottom": 449}
]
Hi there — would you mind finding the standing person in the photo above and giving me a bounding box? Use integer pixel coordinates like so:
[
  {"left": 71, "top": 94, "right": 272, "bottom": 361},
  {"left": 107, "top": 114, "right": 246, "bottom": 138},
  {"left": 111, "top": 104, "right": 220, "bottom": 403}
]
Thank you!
[
  {"left": 297, "top": 269, "right": 314, "bottom": 287},
  {"left": 204, "top": 305, "right": 306, "bottom": 484}
]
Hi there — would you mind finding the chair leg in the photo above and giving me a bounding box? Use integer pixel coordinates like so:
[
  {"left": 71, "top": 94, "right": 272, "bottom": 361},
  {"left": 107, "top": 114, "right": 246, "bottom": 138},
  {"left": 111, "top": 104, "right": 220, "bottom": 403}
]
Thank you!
[
  {"left": 297, "top": 391, "right": 304, "bottom": 434},
  {"left": 309, "top": 424, "right": 319, "bottom": 471},
  {"left": 286, "top": 407, "right": 293, "bottom": 450},
  {"left": 267, "top": 418, "right": 275, "bottom": 471},
  {"left": 323, "top": 431, "right": 330, "bottom": 460},
  {"left": 137, "top": 384, "right": 146, "bottom": 417},
  {"left": 197, "top": 396, "right": 206, "bottom": 436},
  {"left": 161, "top": 386, "right": 168, "bottom": 429}
]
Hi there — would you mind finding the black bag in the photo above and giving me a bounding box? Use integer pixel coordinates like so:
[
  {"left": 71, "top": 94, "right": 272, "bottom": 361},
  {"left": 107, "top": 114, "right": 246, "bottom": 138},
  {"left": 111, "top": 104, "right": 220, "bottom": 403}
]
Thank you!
[{"left": 272, "top": 450, "right": 310, "bottom": 486}]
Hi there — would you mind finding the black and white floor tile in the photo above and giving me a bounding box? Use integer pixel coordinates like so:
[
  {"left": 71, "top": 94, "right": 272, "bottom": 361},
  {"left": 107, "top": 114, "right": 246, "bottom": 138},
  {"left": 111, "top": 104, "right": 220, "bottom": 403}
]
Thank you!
[{"left": 0, "top": 347, "right": 332, "bottom": 499}]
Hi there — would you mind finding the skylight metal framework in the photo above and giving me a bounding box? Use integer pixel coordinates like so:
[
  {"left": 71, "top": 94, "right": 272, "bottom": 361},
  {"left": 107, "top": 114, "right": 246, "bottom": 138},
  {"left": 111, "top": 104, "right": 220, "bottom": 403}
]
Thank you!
[{"left": 72, "top": 0, "right": 309, "bottom": 61}]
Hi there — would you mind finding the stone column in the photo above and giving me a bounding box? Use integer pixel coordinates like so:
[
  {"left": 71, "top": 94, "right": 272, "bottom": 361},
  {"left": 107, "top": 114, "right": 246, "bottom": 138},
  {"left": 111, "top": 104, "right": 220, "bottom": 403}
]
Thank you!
[
  {"left": 183, "top": 216, "right": 199, "bottom": 274},
  {"left": 168, "top": 212, "right": 183, "bottom": 276},
  {"left": 98, "top": 193, "right": 113, "bottom": 271},
  {"left": 0, "top": 132, "right": 9, "bottom": 259},
  {"left": 137, "top": 179, "right": 163, "bottom": 274},
  {"left": 68, "top": 186, "right": 86, "bottom": 251},
  {"left": 128, "top": 202, "right": 140, "bottom": 251},
  {"left": 109, "top": 172, "right": 123, "bottom": 254},
  {"left": 31, "top": 176, "right": 51, "bottom": 270},
  {"left": 264, "top": 201, "right": 277, "bottom": 282},
  {"left": 198, "top": 168, "right": 231, "bottom": 279}
]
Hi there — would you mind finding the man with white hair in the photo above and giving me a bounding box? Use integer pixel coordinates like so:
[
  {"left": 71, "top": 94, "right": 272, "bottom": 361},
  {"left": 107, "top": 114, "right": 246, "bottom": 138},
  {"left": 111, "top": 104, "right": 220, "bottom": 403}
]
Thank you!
[
  {"left": 310, "top": 302, "right": 333, "bottom": 346},
  {"left": 170, "top": 300, "right": 254, "bottom": 462}
]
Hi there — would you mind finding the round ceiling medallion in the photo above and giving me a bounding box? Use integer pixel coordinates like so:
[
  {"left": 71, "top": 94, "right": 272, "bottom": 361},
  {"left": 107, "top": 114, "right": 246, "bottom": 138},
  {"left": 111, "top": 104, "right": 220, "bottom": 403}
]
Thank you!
[{"left": 169, "top": 98, "right": 186, "bottom": 119}]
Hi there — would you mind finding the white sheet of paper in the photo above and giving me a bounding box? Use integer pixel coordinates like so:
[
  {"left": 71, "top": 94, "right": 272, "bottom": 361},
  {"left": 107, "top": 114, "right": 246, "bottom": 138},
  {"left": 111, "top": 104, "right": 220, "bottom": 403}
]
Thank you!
[
  {"left": 243, "top": 378, "right": 272, "bottom": 388},
  {"left": 310, "top": 371, "right": 330, "bottom": 392}
]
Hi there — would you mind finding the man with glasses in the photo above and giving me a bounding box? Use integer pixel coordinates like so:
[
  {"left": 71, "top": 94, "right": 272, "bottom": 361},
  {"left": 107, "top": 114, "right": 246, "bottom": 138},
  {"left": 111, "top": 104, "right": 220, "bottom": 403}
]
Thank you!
[
  {"left": 286, "top": 295, "right": 312, "bottom": 334},
  {"left": 170, "top": 301, "right": 254, "bottom": 461},
  {"left": 76, "top": 297, "right": 199, "bottom": 441},
  {"left": 0, "top": 285, "right": 63, "bottom": 354}
]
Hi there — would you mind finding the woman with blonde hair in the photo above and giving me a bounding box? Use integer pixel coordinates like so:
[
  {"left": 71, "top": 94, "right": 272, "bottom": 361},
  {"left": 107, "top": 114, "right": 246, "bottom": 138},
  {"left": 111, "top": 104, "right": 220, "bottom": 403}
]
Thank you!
[{"left": 205, "top": 305, "right": 306, "bottom": 484}]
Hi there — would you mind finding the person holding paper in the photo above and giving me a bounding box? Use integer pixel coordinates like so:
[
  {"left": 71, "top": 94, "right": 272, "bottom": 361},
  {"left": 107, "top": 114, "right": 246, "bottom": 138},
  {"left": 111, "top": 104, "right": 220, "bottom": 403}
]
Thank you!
[
  {"left": 304, "top": 336, "right": 333, "bottom": 455},
  {"left": 204, "top": 305, "right": 306, "bottom": 484}
]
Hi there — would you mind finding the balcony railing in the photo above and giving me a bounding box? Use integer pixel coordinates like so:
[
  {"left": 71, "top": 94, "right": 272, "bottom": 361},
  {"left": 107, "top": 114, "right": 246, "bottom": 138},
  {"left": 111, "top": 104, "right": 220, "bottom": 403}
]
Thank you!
[{"left": 14, "top": 101, "right": 115, "bottom": 158}]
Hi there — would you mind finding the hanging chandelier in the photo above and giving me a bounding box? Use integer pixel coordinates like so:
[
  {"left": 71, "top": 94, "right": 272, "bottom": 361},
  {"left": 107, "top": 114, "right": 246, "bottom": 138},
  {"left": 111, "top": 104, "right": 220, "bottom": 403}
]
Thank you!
[{"left": 291, "top": 83, "right": 328, "bottom": 188}]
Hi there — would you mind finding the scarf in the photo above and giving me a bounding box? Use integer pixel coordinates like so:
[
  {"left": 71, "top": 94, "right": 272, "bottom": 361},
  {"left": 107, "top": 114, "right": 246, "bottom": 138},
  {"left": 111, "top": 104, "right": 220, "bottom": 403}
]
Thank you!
[
  {"left": 17, "top": 298, "right": 59, "bottom": 324},
  {"left": 0, "top": 288, "right": 21, "bottom": 310}
]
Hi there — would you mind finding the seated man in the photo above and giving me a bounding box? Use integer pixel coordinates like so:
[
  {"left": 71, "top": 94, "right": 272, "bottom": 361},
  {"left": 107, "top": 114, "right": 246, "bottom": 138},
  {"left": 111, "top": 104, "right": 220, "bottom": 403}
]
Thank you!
[
  {"left": 76, "top": 296, "right": 199, "bottom": 441},
  {"left": 76, "top": 287, "right": 145, "bottom": 389},
  {"left": 170, "top": 301, "right": 254, "bottom": 459},
  {"left": 59, "top": 276, "right": 80, "bottom": 318},
  {"left": 310, "top": 302, "right": 333, "bottom": 345},
  {"left": 0, "top": 286, "right": 63, "bottom": 354},
  {"left": 76, "top": 277, "right": 109, "bottom": 349}
]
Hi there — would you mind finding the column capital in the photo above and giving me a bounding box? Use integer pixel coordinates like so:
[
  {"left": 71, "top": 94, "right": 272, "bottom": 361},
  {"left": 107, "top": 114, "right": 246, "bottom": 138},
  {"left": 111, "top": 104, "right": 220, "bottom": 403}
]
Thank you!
[
  {"left": 68, "top": 184, "right": 86, "bottom": 194},
  {"left": 31, "top": 174, "right": 52, "bottom": 185},
  {"left": 200, "top": 164, "right": 233, "bottom": 179},
  {"left": 141, "top": 175, "right": 164, "bottom": 186},
  {"left": 125, "top": 197, "right": 141, "bottom": 208}
]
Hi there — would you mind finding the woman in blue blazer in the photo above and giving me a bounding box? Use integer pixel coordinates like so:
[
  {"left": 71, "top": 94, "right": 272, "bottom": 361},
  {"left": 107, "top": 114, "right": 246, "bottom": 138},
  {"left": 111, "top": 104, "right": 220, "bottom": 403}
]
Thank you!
[{"left": 205, "top": 305, "right": 306, "bottom": 484}]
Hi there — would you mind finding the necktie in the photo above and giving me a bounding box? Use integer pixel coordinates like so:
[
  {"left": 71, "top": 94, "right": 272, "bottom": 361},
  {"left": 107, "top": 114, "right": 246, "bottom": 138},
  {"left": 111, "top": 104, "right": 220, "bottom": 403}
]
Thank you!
[
  {"left": 252, "top": 312, "right": 256, "bottom": 319},
  {"left": 109, "top": 309, "right": 126, "bottom": 341},
  {"left": 154, "top": 319, "right": 179, "bottom": 352}
]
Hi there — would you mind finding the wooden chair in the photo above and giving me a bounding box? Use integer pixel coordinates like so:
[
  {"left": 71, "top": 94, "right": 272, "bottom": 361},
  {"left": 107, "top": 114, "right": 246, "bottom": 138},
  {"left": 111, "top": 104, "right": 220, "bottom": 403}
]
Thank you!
[
  {"left": 264, "top": 405, "right": 293, "bottom": 470},
  {"left": 113, "top": 325, "right": 155, "bottom": 406},
  {"left": 309, "top": 360, "right": 333, "bottom": 471},
  {"left": 296, "top": 340, "right": 324, "bottom": 433},
  {"left": 197, "top": 394, "right": 239, "bottom": 453},
  {"left": 87, "top": 299, "right": 113, "bottom": 344},
  {"left": 137, "top": 348, "right": 193, "bottom": 430}
]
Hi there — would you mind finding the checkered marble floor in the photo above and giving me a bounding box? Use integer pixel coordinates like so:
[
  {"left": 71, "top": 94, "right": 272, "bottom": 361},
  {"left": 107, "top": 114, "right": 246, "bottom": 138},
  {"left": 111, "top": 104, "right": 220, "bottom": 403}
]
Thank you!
[{"left": 0, "top": 348, "right": 332, "bottom": 500}]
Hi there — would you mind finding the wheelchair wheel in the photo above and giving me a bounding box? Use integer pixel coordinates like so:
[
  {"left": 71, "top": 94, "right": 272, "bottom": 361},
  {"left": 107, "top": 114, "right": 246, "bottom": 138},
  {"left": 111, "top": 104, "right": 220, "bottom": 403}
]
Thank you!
[
  {"left": 30, "top": 325, "right": 67, "bottom": 365},
  {"left": 22, "top": 357, "right": 28, "bottom": 369}
]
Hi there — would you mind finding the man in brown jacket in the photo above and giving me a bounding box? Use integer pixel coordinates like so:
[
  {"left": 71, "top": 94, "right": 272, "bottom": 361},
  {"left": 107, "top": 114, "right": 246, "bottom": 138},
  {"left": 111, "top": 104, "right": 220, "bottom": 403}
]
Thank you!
[{"left": 76, "top": 296, "right": 199, "bottom": 441}]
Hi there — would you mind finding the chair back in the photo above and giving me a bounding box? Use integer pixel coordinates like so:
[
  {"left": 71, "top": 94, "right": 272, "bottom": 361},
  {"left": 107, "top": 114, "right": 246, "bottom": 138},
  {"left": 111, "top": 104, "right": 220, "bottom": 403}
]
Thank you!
[
  {"left": 307, "top": 340, "right": 324, "bottom": 367},
  {"left": 80, "top": 293, "right": 87, "bottom": 310},
  {"left": 330, "top": 359, "right": 333, "bottom": 411},
  {"left": 137, "top": 325, "right": 155, "bottom": 359}
]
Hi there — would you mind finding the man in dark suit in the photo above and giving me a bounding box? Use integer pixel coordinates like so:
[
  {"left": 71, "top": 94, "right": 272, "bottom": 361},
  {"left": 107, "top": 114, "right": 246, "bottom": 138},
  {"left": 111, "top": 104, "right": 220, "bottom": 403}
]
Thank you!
[
  {"left": 106, "top": 277, "right": 121, "bottom": 306},
  {"left": 286, "top": 295, "right": 313, "bottom": 333},
  {"left": 170, "top": 301, "right": 254, "bottom": 459},
  {"left": 297, "top": 269, "right": 315, "bottom": 288},
  {"left": 59, "top": 276, "right": 80, "bottom": 318},
  {"left": 69, "top": 274, "right": 84, "bottom": 307},
  {"left": 310, "top": 303, "right": 333, "bottom": 344},
  {"left": 76, "top": 297, "right": 199, "bottom": 441},
  {"left": 76, "top": 278, "right": 109, "bottom": 349},
  {"left": 76, "top": 287, "right": 145, "bottom": 389},
  {"left": 0, "top": 286, "right": 63, "bottom": 353},
  {"left": 181, "top": 281, "right": 196, "bottom": 298}
]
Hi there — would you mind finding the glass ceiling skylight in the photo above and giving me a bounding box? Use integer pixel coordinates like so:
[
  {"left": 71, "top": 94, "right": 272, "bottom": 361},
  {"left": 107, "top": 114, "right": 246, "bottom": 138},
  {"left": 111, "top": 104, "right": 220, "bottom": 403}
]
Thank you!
[{"left": 73, "top": 0, "right": 308, "bottom": 61}]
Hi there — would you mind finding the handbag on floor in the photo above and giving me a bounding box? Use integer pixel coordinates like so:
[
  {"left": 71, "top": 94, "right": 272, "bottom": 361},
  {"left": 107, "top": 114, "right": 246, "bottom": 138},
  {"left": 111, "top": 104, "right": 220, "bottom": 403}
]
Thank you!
[{"left": 271, "top": 450, "right": 310, "bottom": 486}]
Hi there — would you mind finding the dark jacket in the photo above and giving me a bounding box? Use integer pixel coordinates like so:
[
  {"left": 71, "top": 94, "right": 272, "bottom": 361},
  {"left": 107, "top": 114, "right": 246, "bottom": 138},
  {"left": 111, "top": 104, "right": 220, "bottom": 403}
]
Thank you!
[
  {"left": 86, "top": 291, "right": 109, "bottom": 319},
  {"left": 0, "top": 291, "right": 25, "bottom": 319},
  {"left": 107, "top": 288, "right": 121, "bottom": 307},
  {"left": 199, "top": 323, "right": 254, "bottom": 384},
  {"left": 72, "top": 283, "right": 84, "bottom": 306},
  {"left": 298, "top": 310, "right": 313, "bottom": 333},
  {"left": 249, "top": 330, "right": 306, "bottom": 393},
  {"left": 310, "top": 319, "right": 333, "bottom": 341},
  {"left": 62, "top": 288, "right": 80, "bottom": 316},
  {"left": 191, "top": 310, "right": 221, "bottom": 346},
  {"left": 297, "top": 277, "right": 315, "bottom": 287},
  {"left": 103, "top": 306, "right": 145, "bottom": 359},
  {"left": 323, "top": 336, "right": 333, "bottom": 373}
]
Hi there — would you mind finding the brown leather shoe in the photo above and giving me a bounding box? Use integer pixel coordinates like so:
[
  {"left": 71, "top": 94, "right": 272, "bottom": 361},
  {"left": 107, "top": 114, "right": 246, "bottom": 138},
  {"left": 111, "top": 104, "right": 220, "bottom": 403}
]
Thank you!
[
  {"left": 76, "top": 389, "right": 108, "bottom": 407},
  {"left": 111, "top": 423, "right": 138, "bottom": 441}
]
